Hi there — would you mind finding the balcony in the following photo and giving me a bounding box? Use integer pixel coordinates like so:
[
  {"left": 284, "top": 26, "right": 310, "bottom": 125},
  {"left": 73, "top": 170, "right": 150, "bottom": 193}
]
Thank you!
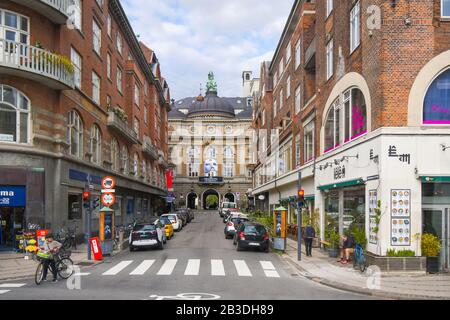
[
  {"left": 304, "top": 37, "right": 316, "bottom": 70},
  {"left": 0, "top": 39, "right": 74, "bottom": 90},
  {"left": 107, "top": 111, "right": 139, "bottom": 145},
  {"left": 142, "top": 139, "right": 159, "bottom": 160},
  {"left": 11, "top": 0, "right": 70, "bottom": 24},
  {"left": 158, "top": 155, "right": 170, "bottom": 169}
]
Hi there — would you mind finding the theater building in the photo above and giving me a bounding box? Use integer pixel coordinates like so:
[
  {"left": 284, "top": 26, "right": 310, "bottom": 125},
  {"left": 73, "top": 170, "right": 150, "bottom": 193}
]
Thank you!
[
  {"left": 251, "top": 0, "right": 450, "bottom": 270},
  {"left": 0, "top": 0, "right": 171, "bottom": 250}
]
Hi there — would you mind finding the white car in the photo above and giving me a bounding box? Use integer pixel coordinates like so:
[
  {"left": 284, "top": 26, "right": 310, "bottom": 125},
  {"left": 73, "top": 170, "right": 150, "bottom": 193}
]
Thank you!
[
  {"left": 224, "top": 213, "right": 249, "bottom": 239},
  {"left": 160, "top": 213, "right": 183, "bottom": 232}
]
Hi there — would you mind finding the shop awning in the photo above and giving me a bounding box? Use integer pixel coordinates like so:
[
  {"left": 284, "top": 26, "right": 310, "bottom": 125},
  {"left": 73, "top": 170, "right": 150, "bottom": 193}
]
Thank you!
[
  {"left": 304, "top": 195, "right": 315, "bottom": 201},
  {"left": 317, "top": 178, "right": 365, "bottom": 191},
  {"left": 420, "top": 176, "right": 450, "bottom": 183}
]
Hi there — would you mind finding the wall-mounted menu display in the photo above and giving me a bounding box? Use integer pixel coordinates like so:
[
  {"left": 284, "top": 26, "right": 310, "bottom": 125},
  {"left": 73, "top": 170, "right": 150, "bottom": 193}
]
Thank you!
[
  {"left": 369, "top": 190, "right": 378, "bottom": 244},
  {"left": 391, "top": 189, "right": 411, "bottom": 246}
]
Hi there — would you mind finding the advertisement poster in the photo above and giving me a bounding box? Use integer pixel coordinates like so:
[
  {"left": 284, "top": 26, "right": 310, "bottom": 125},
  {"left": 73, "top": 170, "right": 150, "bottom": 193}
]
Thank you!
[
  {"left": 390, "top": 189, "right": 411, "bottom": 246},
  {"left": 103, "top": 213, "right": 113, "bottom": 241},
  {"left": 273, "top": 211, "right": 286, "bottom": 238}
]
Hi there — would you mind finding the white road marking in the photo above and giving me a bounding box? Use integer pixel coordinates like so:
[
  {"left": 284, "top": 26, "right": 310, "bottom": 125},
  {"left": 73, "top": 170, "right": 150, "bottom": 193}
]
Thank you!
[
  {"left": 157, "top": 259, "right": 178, "bottom": 275},
  {"left": 184, "top": 259, "right": 200, "bottom": 276},
  {"left": 0, "top": 283, "right": 26, "bottom": 288},
  {"left": 130, "top": 260, "right": 155, "bottom": 275},
  {"left": 211, "top": 259, "right": 225, "bottom": 276},
  {"left": 260, "top": 261, "right": 280, "bottom": 278},
  {"left": 233, "top": 260, "right": 252, "bottom": 277},
  {"left": 73, "top": 273, "right": 91, "bottom": 276},
  {"left": 0, "top": 290, "right": 11, "bottom": 295},
  {"left": 102, "top": 261, "right": 133, "bottom": 275}
]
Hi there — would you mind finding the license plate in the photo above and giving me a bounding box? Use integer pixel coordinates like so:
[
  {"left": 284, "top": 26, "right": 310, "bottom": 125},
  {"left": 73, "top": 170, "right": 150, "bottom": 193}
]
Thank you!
[{"left": 249, "top": 242, "right": 260, "bottom": 246}]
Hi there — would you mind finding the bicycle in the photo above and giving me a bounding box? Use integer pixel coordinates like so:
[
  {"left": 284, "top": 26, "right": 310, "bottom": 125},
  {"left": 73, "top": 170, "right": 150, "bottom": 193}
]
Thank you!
[
  {"left": 35, "top": 249, "right": 74, "bottom": 285},
  {"left": 353, "top": 243, "right": 367, "bottom": 273}
]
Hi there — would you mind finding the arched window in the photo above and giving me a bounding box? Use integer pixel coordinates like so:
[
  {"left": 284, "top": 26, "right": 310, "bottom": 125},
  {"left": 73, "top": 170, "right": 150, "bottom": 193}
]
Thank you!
[
  {"left": 133, "top": 153, "right": 139, "bottom": 177},
  {"left": 0, "top": 85, "right": 30, "bottom": 144},
  {"left": 90, "top": 125, "right": 102, "bottom": 164},
  {"left": 188, "top": 146, "right": 199, "bottom": 158},
  {"left": 121, "top": 146, "right": 129, "bottom": 174},
  {"left": 423, "top": 68, "right": 450, "bottom": 124},
  {"left": 224, "top": 146, "right": 234, "bottom": 159},
  {"left": 67, "top": 110, "right": 83, "bottom": 158},
  {"left": 141, "top": 160, "right": 146, "bottom": 179},
  {"left": 206, "top": 146, "right": 216, "bottom": 159},
  {"left": 111, "top": 138, "right": 119, "bottom": 171},
  {"left": 323, "top": 87, "right": 367, "bottom": 153}
]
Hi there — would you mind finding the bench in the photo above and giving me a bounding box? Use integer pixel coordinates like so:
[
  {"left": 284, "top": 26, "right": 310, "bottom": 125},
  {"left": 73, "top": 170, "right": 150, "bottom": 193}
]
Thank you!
[{"left": 320, "top": 240, "right": 331, "bottom": 247}]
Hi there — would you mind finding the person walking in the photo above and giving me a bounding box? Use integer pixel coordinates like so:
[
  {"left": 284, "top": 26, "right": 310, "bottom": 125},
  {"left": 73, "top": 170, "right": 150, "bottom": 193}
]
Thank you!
[{"left": 304, "top": 224, "right": 316, "bottom": 257}]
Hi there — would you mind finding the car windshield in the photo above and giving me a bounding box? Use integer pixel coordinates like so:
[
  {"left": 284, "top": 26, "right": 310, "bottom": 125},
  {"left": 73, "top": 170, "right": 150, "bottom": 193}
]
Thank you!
[
  {"left": 244, "top": 225, "right": 266, "bottom": 234},
  {"left": 231, "top": 218, "right": 248, "bottom": 224},
  {"left": 133, "top": 224, "right": 156, "bottom": 232},
  {"left": 160, "top": 217, "right": 171, "bottom": 225}
]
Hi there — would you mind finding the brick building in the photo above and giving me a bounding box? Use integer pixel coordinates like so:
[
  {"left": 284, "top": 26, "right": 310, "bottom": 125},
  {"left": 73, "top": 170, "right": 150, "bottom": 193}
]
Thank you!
[
  {"left": 251, "top": 0, "right": 450, "bottom": 269},
  {"left": 0, "top": 0, "right": 171, "bottom": 249}
]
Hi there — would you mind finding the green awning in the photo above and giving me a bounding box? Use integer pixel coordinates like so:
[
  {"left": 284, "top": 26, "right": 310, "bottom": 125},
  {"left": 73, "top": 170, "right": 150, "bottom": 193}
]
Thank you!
[
  {"left": 304, "top": 195, "right": 315, "bottom": 201},
  {"left": 420, "top": 176, "right": 450, "bottom": 183},
  {"left": 318, "top": 178, "right": 365, "bottom": 191}
]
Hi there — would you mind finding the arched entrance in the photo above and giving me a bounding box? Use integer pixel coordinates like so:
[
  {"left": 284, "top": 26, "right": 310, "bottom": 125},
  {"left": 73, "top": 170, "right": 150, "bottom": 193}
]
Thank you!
[
  {"left": 224, "top": 193, "right": 235, "bottom": 203},
  {"left": 187, "top": 193, "right": 198, "bottom": 210},
  {"left": 202, "top": 189, "right": 220, "bottom": 210}
]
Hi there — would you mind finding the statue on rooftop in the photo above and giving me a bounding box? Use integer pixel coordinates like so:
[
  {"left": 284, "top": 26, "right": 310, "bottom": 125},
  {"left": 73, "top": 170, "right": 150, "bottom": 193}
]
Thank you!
[{"left": 206, "top": 71, "right": 218, "bottom": 93}]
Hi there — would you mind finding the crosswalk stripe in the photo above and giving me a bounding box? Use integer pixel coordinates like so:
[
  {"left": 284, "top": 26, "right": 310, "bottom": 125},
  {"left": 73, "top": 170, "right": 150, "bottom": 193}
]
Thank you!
[
  {"left": 260, "top": 261, "right": 280, "bottom": 278},
  {"left": 184, "top": 259, "right": 200, "bottom": 276},
  {"left": 233, "top": 260, "right": 252, "bottom": 277},
  {"left": 157, "top": 259, "right": 177, "bottom": 275},
  {"left": 103, "top": 261, "right": 133, "bottom": 275},
  {"left": 0, "top": 284, "right": 26, "bottom": 288},
  {"left": 211, "top": 259, "right": 225, "bottom": 276},
  {"left": 130, "top": 260, "right": 155, "bottom": 275},
  {"left": 73, "top": 273, "right": 91, "bottom": 276},
  {"left": 0, "top": 290, "right": 11, "bottom": 295}
]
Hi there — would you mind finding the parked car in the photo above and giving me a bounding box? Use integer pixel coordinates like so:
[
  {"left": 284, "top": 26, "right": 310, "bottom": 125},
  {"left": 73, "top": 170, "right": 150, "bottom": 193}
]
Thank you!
[
  {"left": 219, "top": 202, "right": 238, "bottom": 218},
  {"left": 176, "top": 209, "right": 189, "bottom": 225},
  {"left": 224, "top": 213, "right": 249, "bottom": 239},
  {"left": 157, "top": 216, "right": 174, "bottom": 240},
  {"left": 222, "top": 208, "right": 239, "bottom": 223},
  {"left": 187, "top": 208, "right": 195, "bottom": 221},
  {"left": 233, "top": 221, "right": 270, "bottom": 252},
  {"left": 129, "top": 221, "right": 165, "bottom": 251},
  {"left": 160, "top": 213, "right": 183, "bottom": 232}
]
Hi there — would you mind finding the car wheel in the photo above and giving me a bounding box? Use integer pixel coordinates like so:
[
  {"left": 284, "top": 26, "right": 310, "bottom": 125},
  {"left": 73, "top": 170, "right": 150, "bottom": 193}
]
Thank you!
[
  {"left": 158, "top": 240, "right": 164, "bottom": 250},
  {"left": 263, "top": 246, "right": 270, "bottom": 253},
  {"left": 129, "top": 246, "right": 135, "bottom": 252},
  {"left": 225, "top": 234, "right": 228, "bottom": 239}
]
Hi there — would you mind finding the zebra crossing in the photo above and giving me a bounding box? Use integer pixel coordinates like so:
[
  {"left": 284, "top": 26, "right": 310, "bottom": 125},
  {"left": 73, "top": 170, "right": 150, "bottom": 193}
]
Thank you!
[
  {"left": 0, "top": 283, "right": 26, "bottom": 296},
  {"left": 99, "top": 259, "right": 281, "bottom": 278}
]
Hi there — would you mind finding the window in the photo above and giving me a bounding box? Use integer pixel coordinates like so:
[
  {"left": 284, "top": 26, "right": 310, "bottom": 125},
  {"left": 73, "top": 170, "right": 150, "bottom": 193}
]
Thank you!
[
  {"left": 107, "top": 53, "right": 111, "bottom": 80},
  {"left": 69, "top": 0, "right": 82, "bottom": 30},
  {"left": 121, "top": 146, "right": 129, "bottom": 174},
  {"left": 116, "top": 67, "right": 123, "bottom": 93},
  {"left": 262, "top": 109, "right": 266, "bottom": 126},
  {"left": 324, "top": 99, "right": 341, "bottom": 152},
  {"left": 304, "top": 120, "right": 314, "bottom": 162},
  {"left": 133, "top": 153, "right": 139, "bottom": 177},
  {"left": 188, "top": 162, "right": 200, "bottom": 177},
  {"left": 144, "top": 106, "right": 148, "bottom": 124},
  {"left": 90, "top": 125, "right": 102, "bottom": 164},
  {"left": 92, "top": 20, "right": 101, "bottom": 55},
  {"left": 96, "top": 0, "right": 104, "bottom": 8},
  {"left": 274, "top": 71, "right": 278, "bottom": 87},
  {"left": 285, "top": 42, "right": 292, "bottom": 64},
  {"left": 286, "top": 76, "right": 291, "bottom": 98},
  {"left": 350, "top": 1, "right": 361, "bottom": 53},
  {"left": 141, "top": 160, "right": 146, "bottom": 179},
  {"left": 326, "top": 40, "right": 334, "bottom": 80},
  {"left": 0, "top": 10, "right": 29, "bottom": 44},
  {"left": 224, "top": 146, "right": 234, "bottom": 159},
  {"left": 107, "top": 14, "right": 112, "bottom": 37},
  {"left": 92, "top": 71, "right": 100, "bottom": 104},
  {"left": 67, "top": 110, "right": 83, "bottom": 158},
  {"left": 326, "top": 0, "right": 333, "bottom": 17},
  {"left": 206, "top": 146, "right": 216, "bottom": 158},
  {"left": 0, "top": 85, "right": 30, "bottom": 144},
  {"left": 295, "top": 133, "right": 301, "bottom": 167},
  {"left": 273, "top": 100, "right": 277, "bottom": 117},
  {"left": 295, "top": 40, "right": 301, "bottom": 69},
  {"left": 188, "top": 146, "right": 199, "bottom": 159},
  {"left": 442, "top": 0, "right": 450, "bottom": 17},
  {"left": 279, "top": 60, "right": 284, "bottom": 76},
  {"left": 111, "top": 138, "right": 119, "bottom": 171},
  {"left": 423, "top": 68, "right": 450, "bottom": 124},
  {"left": 279, "top": 90, "right": 283, "bottom": 110},
  {"left": 70, "top": 48, "right": 82, "bottom": 88},
  {"left": 278, "top": 140, "right": 292, "bottom": 175},
  {"left": 224, "top": 162, "right": 233, "bottom": 177},
  {"left": 295, "top": 85, "right": 301, "bottom": 114},
  {"left": 134, "top": 84, "right": 140, "bottom": 106},
  {"left": 117, "top": 32, "right": 123, "bottom": 55},
  {"left": 133, "top": 117, "right": 140, "bottom": 136}
]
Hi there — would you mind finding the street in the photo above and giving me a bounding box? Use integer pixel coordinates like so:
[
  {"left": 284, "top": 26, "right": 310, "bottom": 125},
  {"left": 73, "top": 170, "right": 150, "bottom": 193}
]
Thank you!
[{"left": 0, "top": 211, "right": 370, "bottom": 300}]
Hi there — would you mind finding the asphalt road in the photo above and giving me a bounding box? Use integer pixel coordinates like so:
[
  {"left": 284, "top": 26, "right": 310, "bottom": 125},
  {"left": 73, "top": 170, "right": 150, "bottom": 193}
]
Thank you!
[{"left": 0, "top": 211, "right": 371, "bottom": 300}]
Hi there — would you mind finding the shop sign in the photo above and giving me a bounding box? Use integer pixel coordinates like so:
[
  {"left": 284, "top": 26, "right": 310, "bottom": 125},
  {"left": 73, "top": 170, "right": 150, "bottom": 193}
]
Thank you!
[
  {"left": 258, "top": 195, "right": 266, "bottom": 201},
  {"left": 388, "top": 146, "right": 411, "bottom": 165},
  {"left": 0, "top": 186, "right": 26, "bottom": 207},
  {"left": 334, "top": 165, "right": 346, "bottom": 180}
]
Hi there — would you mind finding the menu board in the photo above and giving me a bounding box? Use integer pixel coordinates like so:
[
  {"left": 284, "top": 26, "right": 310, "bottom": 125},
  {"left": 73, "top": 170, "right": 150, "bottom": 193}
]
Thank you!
[
  {"left": 368, "top": 190, "right": 378, "bottom": 244},
  {"left": 390, "top": 189, "right": 411, "bottom": 246}
]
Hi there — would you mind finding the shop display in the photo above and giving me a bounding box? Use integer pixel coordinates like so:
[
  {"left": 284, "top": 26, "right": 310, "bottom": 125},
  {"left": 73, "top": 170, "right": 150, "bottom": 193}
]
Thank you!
[
  {"left": 390, "top": 189, "right": 411, "bottom": 246},
  {"left": 369, "top": 190, "right": 378, "bottom": 244}
]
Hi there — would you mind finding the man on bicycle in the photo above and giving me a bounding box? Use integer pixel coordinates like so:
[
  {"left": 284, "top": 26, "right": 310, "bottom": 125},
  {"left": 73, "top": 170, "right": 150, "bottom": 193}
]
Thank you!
[{"left": 39, "top": 233, "right": 62, "bottom": 283}]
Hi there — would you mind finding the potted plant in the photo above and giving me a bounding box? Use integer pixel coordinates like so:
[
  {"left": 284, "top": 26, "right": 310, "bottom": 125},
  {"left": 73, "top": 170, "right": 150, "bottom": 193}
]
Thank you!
[
  {"left": 327, "top": 230, "right": 340, "bottom": 258},
  {"left": 421, "top": 233, "right": 441, "bottom": 274}
]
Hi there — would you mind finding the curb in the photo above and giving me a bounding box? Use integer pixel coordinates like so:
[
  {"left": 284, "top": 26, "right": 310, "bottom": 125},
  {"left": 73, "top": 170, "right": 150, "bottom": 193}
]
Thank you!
[{"left": 282, "top": 254, "right": 450, "bottom": 300}]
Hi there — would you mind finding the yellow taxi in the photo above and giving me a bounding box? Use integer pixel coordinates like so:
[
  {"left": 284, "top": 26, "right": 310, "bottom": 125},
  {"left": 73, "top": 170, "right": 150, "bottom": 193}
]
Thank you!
[{"left": 158, "top": 216, "right": 174, "bottom": 240}]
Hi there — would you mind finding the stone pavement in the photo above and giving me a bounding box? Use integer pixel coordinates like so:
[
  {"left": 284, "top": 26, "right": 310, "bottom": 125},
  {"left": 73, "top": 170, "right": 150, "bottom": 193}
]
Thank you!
[
  {"left": 282, "top": 238, "right": 450, "bottom": 300},
  {"left": 0, "top": 244, "right": 112, "bottom": 282}
]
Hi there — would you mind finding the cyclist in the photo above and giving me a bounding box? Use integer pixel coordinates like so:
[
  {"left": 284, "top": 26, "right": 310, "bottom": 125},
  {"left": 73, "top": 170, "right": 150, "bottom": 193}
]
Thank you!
[{"left": 39, "top": 233, "right": 62, "bottom": 283}]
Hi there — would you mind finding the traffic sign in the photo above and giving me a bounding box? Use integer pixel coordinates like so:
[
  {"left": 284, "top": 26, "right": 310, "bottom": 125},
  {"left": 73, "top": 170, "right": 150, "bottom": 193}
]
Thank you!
[
  {"left": 101, "top": 176, "right": 116, "bottom": 190},
  {"left": 101, "top": 193, "right": 116, "bottom": 207}
]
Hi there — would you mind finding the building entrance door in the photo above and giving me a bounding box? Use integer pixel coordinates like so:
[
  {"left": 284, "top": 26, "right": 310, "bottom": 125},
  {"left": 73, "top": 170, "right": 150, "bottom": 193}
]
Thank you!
[
  {"left": 423, "top": 207, "right": 450, "bottom": 272},
  {"left": 0, "top": 207, "right": 25, "bottom": 251}
]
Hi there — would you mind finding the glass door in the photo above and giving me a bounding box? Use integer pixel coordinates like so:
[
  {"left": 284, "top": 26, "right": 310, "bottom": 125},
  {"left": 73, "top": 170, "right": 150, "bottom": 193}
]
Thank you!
[{"left": 423, "top": 207, "right": 449, "bottom": 271}]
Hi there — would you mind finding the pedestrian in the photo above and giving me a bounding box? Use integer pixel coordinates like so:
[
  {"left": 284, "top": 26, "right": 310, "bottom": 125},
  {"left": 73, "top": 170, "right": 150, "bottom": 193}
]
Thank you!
[
  {"left": 39, "top": 233, "right": 62, "bottom": 283},
  {"left": 304, "top": 224, "right": 315, "bottom": 257}
]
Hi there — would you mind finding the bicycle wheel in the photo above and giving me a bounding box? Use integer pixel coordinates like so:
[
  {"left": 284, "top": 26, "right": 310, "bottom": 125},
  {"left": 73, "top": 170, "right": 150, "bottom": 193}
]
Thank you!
[
  {"left": 359, "top": 254, "right": 367, "bottom": 273},
  {"left": 35, "top": 262, "right": 44, "bottom": 285},
  {"left": 58, "top": 258, "right": 74, "bottom": 279},
  {"left": 63, "top": 239, "right": 71, "bottom": 250}
]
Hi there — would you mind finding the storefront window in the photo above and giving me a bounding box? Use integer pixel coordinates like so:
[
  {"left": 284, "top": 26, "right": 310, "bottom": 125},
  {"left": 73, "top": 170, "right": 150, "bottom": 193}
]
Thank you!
[
  {"left": 325, "top": 190, "right": 339, "bottom": 236},
  {"left": 343, "top": 186, "right": 365, "bottom": 234},
  {"left": 68, "top": 194, "right": 81, "bottom": 220},
  {"left": 423, "top": 68, "right": 450, "bottom": 124}
]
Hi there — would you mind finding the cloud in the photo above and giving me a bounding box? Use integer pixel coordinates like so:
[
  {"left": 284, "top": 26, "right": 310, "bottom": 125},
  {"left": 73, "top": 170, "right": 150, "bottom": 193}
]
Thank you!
[{"left": 122, "top": 0, "right": 294, "bottom": 99}]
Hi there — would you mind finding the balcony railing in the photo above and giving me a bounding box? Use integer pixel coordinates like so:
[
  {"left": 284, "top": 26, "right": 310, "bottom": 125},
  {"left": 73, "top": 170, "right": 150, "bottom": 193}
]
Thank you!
[
  {"left": 143, "top": 140, "right": 159, "bottom": 160},
  {"left": 11, "top": 0, "right": 70, "bottom": 24},
  {"left": 0, "top": 39, "right": 74, "bottom": 90},
  {"left": 107, "top": 111, "right": 139, "bottom": 144}
]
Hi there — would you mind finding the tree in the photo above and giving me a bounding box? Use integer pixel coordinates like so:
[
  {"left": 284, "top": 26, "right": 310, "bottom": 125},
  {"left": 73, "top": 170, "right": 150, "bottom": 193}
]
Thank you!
[{"left": 206, "top": 195, "right": 219, "bottom": 209}]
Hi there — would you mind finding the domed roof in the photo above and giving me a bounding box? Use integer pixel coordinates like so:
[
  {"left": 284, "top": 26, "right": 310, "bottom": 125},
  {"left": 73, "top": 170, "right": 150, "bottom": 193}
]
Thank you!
[{"left": 187, "top": 91, "right": 236, "bottom": 118}]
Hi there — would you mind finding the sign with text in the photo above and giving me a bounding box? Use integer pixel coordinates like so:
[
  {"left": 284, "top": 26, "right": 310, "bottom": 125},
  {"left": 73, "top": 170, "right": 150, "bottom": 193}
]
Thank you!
[
  {"left": 89, "top": 237, "right": 103, "bottom": 261},
  {"left": 0, "top": 186, "right": 26, "bottom": 207}
]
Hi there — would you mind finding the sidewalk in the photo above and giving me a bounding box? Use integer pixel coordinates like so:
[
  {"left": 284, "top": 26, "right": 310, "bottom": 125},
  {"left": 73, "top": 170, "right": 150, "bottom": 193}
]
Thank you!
[
  {"left": 0, "top": 244, "right": 113, "bottom": 282},
  {"left": 283, "top": 238, "right": 450, "bottom": 300}
]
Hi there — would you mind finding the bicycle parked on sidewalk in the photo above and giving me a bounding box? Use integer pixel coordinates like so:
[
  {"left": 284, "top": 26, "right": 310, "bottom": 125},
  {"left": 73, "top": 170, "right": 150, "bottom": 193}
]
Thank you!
[
  {"left": 353, "top": 243, "right": 367, "bottom": 273},
  {"left": 35, "top": 249, "right": 74, "bottom": 285},
  {"left": 55, "top": 227, "right": 77, "bottom": 251}
]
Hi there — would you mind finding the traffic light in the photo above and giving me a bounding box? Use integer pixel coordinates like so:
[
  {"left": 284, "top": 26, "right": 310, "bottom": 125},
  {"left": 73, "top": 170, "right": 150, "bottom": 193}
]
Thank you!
[
  {"left": 297, "top": 189, "right": 305, "bottom": 207},
  {"left": 83, "top": 191, "right": 90, "bottom": 209},
  {"left": 93, "top": 197, "right": 100, "bottom": 210}
]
